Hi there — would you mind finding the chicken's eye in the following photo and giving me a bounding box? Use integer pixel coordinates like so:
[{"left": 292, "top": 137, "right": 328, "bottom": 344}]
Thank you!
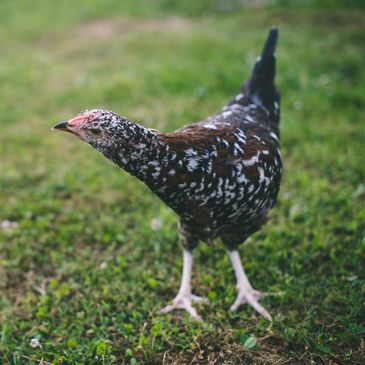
[{"left": 89, "top": 128, "right": 101, "bottom": 137}]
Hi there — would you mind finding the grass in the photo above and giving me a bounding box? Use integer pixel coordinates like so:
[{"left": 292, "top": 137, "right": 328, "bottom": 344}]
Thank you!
[{"left": 1, "top": 1, "right": 365, "bottom": 364}]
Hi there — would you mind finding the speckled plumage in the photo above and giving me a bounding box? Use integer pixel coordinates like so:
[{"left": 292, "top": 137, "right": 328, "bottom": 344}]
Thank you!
[
  {"left": 54, "top": 28, "right": 282, "bottom": 321},
  {"left": 72, "top": 94, "right": 282, "bottom": 251}
]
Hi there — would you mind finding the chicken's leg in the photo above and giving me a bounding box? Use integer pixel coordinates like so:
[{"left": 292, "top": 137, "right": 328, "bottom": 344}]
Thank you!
[
  {"left": 228, "top": 250, "right": 272, "bottom": 321},
  {"left": 160, "top": 249, "right": 206, "bottom": 321}
]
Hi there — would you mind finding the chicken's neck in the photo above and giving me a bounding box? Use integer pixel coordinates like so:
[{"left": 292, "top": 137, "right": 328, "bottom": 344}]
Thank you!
[{"left": 99, "top": 121, "right": 170, "bottom": 186}]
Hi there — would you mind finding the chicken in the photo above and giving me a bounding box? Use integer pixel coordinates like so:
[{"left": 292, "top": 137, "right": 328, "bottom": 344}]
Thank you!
[{"left": 53, "top": 28, "right": 281, "bottom": 321}]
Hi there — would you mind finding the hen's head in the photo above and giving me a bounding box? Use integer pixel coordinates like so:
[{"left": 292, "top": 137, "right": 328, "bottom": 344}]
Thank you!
[{"left": 52, "top": 109, "right": 129, "bottom": 148}]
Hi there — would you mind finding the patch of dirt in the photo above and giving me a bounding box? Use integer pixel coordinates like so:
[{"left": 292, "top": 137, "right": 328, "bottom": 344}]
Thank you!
[
  {"left": 75, "top": 16, "right": 192, "bottom": 42},
  {"left": 139, "top": 328, "right": 297, "bottom": 365},
  {"left": 35, "top": 16, "right": 193, "bottom": 50},
  {"left": 52, "top": 16, "right": 192, "bottom": 46}
]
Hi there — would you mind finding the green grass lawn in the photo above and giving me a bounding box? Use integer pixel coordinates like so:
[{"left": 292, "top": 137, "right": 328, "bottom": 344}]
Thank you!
[{"left": 1, "top": 1, "right": 364, "bottom": 364}]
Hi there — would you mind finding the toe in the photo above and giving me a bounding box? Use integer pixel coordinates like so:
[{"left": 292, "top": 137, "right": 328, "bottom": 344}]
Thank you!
[
  {"left": 230, "top": 290, "right": 273, "bottom": 321},
  {"left": 246, "top": 297, "right": 273, "bottom": 322},
  {"left": 160, "top": 304, "right": 176, "bottom": 314},
  {"left": 160, "top": 294, "right": 204, "bottom": 321},
  {"left": 177, "top": 298, "right": 201, "bottom": 320},
  {"left": 191, "top": 294, "right": 209, "bottom": 303},
  {"left": 230, "top": 294, "right": 246, "bottom": 311},
  {"left": 160, "top": 304, "right": 174, "bottom": 314}
]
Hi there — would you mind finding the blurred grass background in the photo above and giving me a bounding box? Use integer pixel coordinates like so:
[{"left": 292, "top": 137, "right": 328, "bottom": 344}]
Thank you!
[{"left": 0, "top": 0, "right": 364, "bottom": 364}]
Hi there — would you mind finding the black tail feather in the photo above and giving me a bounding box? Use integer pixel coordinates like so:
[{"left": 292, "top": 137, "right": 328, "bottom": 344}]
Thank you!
[{"left": 244, "top": 27, "right": 279, "bottom": 112}]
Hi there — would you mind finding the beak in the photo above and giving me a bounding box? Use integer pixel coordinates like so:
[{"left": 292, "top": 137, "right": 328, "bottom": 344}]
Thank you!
[{"left": 52, "top": 121, "right": 74, "bottom": 134}]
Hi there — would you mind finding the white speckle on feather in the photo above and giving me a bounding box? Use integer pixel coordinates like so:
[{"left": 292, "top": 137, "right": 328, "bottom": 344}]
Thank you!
[
  {"left": 234, "top": 143, "right": 244, "bottom": 154},
  {"left": 155, "top": 186, "right": 166, "bottom": 193},
  {"left": 196, "top": 182, "right": 205, "bottom": 192},
  {"left": 222, "top": 111, "right": 233, "bottom": 118},
  {"left": 187, "top": 158, "right": 199, "bottom": 171},
  {"left": 206, "top": 161, "right": 213, "bottom": 173},
  {"left": 211, "top": 149, "right": 218, "bottom": 158},
  {"left": 235, "top": 93, "right": 244, "bottom": 101},
  {"left": 185, "top": 148, "right": 196, "bottom": 156},
  {"left": 237, "top": 174, "right": 248, "bottom": 184},
  {"left": 203, "top": 123, "right": 218, "bottom": 129},
  {"left": 258, "top": 167, "right": 271, "bottom": 186},
  {"left": 270, "top": 132, "right": 279, "bottom": 141},
  {"left": 242, "top": 153, "right": 260, "bottom": 167},
  {"left": 199, "top": 197, "right": 209, "bottom": 206}
]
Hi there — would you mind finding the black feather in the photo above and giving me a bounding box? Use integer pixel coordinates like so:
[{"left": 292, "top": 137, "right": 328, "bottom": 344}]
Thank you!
[{"left": 243, "top": 27, "right": 279, "bottom": 112}]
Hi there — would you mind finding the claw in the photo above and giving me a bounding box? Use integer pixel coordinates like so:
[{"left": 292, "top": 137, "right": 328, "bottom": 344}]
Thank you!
[
  {"left": 160, "top": 293, "right": 207, "bottom": 321},
  {"left": 230, "top": 289, "right": 272, "bottom": 321}
]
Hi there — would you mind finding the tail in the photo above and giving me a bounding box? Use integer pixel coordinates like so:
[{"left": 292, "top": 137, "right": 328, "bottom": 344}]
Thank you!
[{"left": 243, "top": 27, "right": 279, "bottom": 113}]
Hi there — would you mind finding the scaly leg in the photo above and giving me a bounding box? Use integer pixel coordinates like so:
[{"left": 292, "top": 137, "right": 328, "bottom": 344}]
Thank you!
[
  {"left": 228, "top": 250, "right": 272, "bottom": 321},
  {"left": 160, "top": 249, "right": 207, "bottom": 321}
]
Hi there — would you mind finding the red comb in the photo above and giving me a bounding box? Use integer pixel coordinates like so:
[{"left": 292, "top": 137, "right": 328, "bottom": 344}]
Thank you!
[{"left": 68, "top": 112, "right": 96, "bottom": 127}]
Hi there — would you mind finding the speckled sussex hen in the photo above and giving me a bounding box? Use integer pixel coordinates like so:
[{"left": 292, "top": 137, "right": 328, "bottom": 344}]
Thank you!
[{"left": 53, "top": 28, "right": 282, "bottom": 321}]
